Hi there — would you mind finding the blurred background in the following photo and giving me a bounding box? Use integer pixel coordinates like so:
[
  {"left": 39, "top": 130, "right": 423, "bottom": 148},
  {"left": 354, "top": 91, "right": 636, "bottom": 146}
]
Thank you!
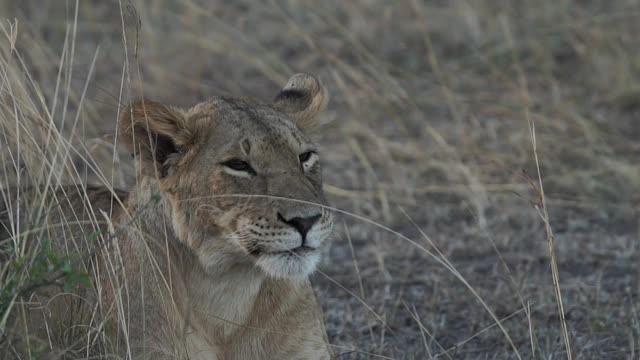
[{"left": 1, "top": 0, "right": 639, "bottom": 358}]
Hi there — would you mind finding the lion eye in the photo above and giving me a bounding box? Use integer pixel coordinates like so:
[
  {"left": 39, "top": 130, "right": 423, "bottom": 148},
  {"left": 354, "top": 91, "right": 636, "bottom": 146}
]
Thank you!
[
  {"left": 222, "top": 159, "right": 256, "bottom": 175},
  {"left": 299, "top": 151, "right": 318, "bottom": 172},
  {"left": 299, "top": 151, "right": 315, "bottom": 163}
]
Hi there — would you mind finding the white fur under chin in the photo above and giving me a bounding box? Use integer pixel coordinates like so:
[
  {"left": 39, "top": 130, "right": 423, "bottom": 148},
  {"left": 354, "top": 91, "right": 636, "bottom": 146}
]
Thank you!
[{"left": 255, "top": 252, "right": 321, "bottom": 280}]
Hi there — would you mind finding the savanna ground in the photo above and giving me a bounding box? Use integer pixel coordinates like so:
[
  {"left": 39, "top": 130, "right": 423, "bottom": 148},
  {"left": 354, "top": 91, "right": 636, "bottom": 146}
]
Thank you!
[{"left": 1, "top": 1, "right": 639, "bottom": 359}]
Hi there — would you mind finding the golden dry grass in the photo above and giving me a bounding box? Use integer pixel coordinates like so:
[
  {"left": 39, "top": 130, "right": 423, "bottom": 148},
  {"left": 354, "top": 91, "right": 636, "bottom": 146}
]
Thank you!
[{"left": 1, "top": 0, "right": 639, "bottom": 359}]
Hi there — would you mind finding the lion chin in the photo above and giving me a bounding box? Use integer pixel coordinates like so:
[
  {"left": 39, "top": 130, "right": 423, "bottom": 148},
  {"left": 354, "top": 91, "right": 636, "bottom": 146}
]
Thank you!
[{"left": 256, "top": 250, "right": 322, "bottom": 280}]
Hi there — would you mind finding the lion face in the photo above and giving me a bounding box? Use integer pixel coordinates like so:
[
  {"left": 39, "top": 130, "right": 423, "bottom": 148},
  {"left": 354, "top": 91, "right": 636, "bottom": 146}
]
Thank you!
[{"left": 120, "top": 74, "right": 334, "bottom": 279}]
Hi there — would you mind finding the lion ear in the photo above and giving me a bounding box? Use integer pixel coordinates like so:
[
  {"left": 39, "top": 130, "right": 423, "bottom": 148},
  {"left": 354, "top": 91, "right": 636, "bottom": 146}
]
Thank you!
[
  {"left": 119, "top": 100, "right": 194, "bottom": 178},
  {"left": 273, "top": 73, "right": 329, "bottom": 130}
]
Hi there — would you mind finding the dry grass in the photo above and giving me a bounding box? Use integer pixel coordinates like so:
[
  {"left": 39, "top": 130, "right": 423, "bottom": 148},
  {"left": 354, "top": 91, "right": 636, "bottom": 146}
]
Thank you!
[{"left": 1, "top": 0, "right": 639, "bottom": 358}]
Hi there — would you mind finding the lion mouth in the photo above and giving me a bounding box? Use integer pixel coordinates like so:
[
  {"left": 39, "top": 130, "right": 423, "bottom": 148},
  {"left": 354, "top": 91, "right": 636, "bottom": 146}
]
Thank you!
[
  {"left": 269, "top": 245, "right": 316, "bottom": 256},
  {"left": 281, "top": 245, "right": 315, "bottom": 255},
  {"left": 250, "top": 245, "right": 316, "bottom": 257}
]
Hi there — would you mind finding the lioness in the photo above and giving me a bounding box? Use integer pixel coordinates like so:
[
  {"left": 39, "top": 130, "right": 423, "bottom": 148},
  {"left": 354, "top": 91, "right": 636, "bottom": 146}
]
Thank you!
[{"left": 1, "top": 74, "right": 335, "bottom": 359}]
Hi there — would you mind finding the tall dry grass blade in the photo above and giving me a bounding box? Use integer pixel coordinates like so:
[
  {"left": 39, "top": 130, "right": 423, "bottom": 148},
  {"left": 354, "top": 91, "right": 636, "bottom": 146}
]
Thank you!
[
  {"left": 527, "top": 119, "right": 574, "bottom": 360},
  {"left": 500, "top": 11, "right": 574, "bottom": 359}
]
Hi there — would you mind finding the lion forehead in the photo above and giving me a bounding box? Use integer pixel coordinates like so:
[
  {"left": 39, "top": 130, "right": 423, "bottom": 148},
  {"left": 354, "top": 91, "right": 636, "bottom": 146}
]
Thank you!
[{"left": 186, "top": 97, "right": 311, "bottom": 159}]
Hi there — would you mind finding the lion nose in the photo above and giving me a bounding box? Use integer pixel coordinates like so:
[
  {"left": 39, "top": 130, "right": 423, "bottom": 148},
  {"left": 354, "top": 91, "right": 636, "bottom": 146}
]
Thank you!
[{"left": 277, "top": 212, "right": 321, "bottom": 242}]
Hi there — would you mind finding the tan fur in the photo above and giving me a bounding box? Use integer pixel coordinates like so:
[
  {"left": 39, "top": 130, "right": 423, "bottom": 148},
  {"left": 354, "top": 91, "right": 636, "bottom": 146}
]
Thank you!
[{"left": 2, "top": 74, "right": 334, "bottom": 359}]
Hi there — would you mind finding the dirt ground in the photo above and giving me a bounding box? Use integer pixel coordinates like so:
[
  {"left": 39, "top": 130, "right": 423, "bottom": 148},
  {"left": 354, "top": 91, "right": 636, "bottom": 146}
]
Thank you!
[{"left": 1, "top": 1, "right": 639, "bottom": 359}]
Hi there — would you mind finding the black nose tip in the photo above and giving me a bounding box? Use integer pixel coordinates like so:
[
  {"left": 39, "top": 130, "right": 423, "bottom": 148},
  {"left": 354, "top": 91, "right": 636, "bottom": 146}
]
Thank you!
[{"left": 277, "top": 213, "right": 321, "bottom": 241}]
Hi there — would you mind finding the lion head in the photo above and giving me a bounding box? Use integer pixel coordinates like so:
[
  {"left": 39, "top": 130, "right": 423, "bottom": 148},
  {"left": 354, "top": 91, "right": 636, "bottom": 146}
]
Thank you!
[{"left": 119, "top": 74, "right": 334, "bottom": 279}]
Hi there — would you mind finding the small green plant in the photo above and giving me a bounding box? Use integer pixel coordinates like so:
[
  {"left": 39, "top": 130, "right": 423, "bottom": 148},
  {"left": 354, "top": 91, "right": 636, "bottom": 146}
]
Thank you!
[{"left": 0, "top": 240, "right": 90, "bottom": 320}]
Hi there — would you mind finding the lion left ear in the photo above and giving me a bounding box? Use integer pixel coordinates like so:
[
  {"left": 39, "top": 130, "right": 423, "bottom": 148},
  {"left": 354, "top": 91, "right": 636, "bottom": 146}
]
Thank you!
[
  {"left": 273, "top": 73, "right": 329, "bottom": 130},
  {"left": 119, "top": 100, "right": 194, "bottom": 178}
]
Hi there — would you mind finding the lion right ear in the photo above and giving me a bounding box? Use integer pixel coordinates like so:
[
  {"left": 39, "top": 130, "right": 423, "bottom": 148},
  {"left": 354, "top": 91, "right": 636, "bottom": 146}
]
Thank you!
[
  {"left": 273, "top": 73, "right": 329, "bottom": 131},
  {"left": 119, "top": 100, "right": 194, "bottom": 178}
]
